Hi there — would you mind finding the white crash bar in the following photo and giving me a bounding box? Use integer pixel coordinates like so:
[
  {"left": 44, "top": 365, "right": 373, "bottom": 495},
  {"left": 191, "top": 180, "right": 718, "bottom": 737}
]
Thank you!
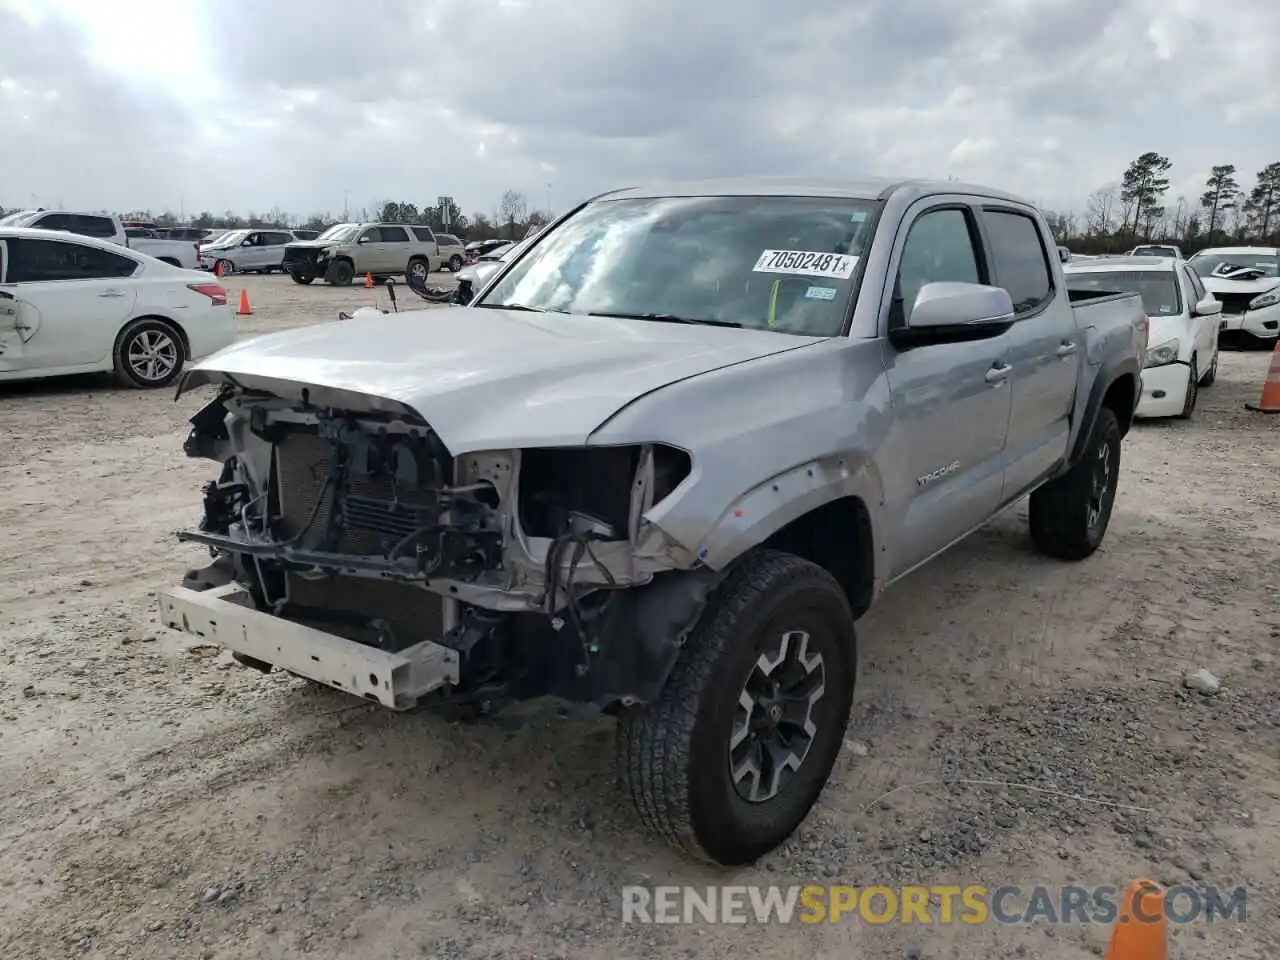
[{"left": 158, "top": 584, "right": 460, "bottom": 710}]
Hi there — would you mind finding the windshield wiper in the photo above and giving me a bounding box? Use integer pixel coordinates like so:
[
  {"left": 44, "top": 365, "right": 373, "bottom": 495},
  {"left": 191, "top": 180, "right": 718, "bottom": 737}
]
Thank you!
[
  {"left": 587, "top": 311, "right": 742, "bottom": 328},
  {"left": 478, "top": 302, "right": 546, "bottom": 312}
]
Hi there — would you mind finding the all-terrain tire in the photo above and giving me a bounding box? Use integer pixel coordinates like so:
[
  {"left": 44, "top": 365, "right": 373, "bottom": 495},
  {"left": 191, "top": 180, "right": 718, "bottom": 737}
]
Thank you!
[
  {"left": 112, "top": 318, "right": 187, "bottom": 389},
  {"left": 325, "top": 259, "right": 355, "bottom": 286},
  {"left": 1028, "top": 406, "right": 1121, "bottom": 561},
  {"left": 289, "top": 271, "right": 315, "bottom": 285},
  {"left": 616, "top": 550, "right": 857, "bottom": 865}
]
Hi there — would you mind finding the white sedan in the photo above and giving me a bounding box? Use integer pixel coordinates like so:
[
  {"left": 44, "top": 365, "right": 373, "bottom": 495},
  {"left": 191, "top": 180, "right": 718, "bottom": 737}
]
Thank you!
[
  {"left": 1065, "top": 254, "right": 1221, "bottom": 418},
  {"left": 0, "top": 227, "right": 235, "bottom": 388}
]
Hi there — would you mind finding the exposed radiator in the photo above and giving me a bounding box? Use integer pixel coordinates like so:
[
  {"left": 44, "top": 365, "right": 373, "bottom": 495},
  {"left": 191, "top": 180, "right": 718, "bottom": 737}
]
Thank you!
[{"left": 272, "top": 430, "right": 445, "bottom": 646}]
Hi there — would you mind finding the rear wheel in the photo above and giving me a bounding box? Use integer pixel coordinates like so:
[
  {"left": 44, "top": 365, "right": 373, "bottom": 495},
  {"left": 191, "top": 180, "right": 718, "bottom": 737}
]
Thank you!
[
  {"left": 113, "top": 318, "right": 187, "bottom": 389},
  {"left": 325, "top": 259, "right": 355, "bottom": 286},
  {"left": 448, "top": 254, "right": 464, "bottom": 272},
  {"left": 616, "top": 550, "right": 856, "bottom": 865},
  {"left": 407, "top": 257, "right": 430, "bottom": 284},
  {"left": 1028, "top": 406, "right": 1121, "bottom": 560}
]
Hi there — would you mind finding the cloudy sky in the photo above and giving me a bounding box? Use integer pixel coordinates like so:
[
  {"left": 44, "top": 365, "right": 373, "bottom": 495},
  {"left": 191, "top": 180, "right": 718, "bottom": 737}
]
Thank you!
[{"left": 1, "top": 0, "right": 1276, "bottom": 222}]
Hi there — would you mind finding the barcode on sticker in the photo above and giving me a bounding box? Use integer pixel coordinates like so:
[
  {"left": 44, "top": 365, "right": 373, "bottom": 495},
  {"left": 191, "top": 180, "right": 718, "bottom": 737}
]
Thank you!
[{"left": 753, "top": 249, "right": 858, "bottom": 280}]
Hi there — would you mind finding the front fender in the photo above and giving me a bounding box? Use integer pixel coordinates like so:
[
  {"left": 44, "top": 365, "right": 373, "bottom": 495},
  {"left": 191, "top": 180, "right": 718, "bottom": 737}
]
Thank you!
[{"left": 689, "top": 453, "right": 886, "bottom": 578}]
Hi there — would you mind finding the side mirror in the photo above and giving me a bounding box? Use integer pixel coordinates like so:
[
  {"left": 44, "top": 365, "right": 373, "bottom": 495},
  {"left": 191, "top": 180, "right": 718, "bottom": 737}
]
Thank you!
[
  {"left": 889, "top": 282, "right": 1015, "bottom": 349},
  {"left": 358, "top": 236, "right": 371, "bottom": 244},
  {"left": 241, "top": 239, "right": 253, "bottom": 247},
  {"left": 1057, "top": 246, "right": 1071, "bottom": 264},
  {"left": 1194, "top": 296, "right": 1222, "bottom": 317},
  {"left": 454, "top": 279, "right": 474, "bottom": 305}
]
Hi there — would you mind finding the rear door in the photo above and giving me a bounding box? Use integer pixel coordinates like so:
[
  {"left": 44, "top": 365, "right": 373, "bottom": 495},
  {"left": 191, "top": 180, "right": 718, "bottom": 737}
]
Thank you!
[
  {"left": 879, "top": 201, "right": 1014, "bottom": 578},
  {"left": 373, "top": 225, "right": 411, "bottom": 273},
  {"left": 0, "top": 236, "right": 140, "bottom": 372},
  {"left": 981, "top": 207, "right": 1080, "bottom": 499}
]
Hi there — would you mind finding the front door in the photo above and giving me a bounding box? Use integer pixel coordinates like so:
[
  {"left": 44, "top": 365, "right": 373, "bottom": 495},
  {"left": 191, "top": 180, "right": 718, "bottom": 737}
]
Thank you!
[
  {"left": 879, "top": 203, "right": 1014, "bottom": 578},
  {"left": 981, "top": 206, "right": 1081, "bottom": 499}
]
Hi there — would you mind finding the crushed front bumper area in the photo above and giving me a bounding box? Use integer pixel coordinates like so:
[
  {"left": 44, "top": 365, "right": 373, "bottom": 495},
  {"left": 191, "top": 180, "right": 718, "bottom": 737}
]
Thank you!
[{"left": 159, "top": 584, "right": 460, "bottom": 709}]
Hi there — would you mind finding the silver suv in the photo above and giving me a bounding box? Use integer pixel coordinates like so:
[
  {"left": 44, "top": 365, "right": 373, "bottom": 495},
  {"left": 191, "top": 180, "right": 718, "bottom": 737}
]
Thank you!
[{"left": 200, "top": 229, "right": 309, "bottom": 275}]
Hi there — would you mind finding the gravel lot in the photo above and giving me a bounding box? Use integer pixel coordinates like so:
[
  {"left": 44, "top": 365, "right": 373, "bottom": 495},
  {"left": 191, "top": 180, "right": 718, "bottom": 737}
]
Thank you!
[{"left": 2, "top": 274, "right": 1278, "bottom": 960}]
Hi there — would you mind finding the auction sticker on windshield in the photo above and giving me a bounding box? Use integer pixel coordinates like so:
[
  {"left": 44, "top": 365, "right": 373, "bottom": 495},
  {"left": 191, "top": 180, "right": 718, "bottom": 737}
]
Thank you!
[{"left": 753, "top": 250, "right": 858, "bottom": 280}]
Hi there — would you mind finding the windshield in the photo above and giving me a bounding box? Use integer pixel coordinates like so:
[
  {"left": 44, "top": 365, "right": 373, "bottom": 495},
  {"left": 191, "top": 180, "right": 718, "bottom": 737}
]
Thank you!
[
  {"left": 317, "top": 223, "right": 360, "bottom": 242},
  {"left": 1131, "top": 246, "right": 1176, "bottom": 257},
  {"left": 1189, "top": 252, "right": 1279, "bottom": 280},
  {"left": 1065, "top": 270, "right": 1182, "bottom": 317},
  {"left": 478, "top": 195, "right": 877, "bottom": 335}
]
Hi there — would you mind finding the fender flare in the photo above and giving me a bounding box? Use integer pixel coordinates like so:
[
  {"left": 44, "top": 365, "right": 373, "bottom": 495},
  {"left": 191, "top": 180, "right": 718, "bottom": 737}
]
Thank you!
[{"left": 1065, "top": 355, "right": 1141, "bottom": 469}]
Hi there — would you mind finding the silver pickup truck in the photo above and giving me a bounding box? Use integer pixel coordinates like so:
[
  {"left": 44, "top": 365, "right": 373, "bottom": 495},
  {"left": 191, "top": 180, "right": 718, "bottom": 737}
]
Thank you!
[{"left": 161, "top": 177, "right": 1148, "bottom": 866}]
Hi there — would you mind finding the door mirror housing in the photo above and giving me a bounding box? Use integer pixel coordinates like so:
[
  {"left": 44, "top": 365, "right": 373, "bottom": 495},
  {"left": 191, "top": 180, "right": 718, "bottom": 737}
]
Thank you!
[
  {"left": 889, "top": 282, "right": 1016, "bottom": 348},
  {"left": 1193, "top": 296, "right": 1222, "bottom": 317}
]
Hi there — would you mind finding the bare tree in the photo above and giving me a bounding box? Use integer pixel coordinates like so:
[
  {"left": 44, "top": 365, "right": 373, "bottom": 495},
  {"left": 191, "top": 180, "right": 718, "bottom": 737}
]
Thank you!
[
  {"left": 1084, "top": 184, "right": 1118, "bottom": 236},
  {"left": 498, "top": 189, "right": 529, "bottom": 240}
]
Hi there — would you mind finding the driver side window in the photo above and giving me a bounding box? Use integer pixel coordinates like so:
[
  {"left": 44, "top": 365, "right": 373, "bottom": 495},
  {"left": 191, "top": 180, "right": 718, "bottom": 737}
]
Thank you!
[{"left": 896, "top": 208, "right": 981, "bottom": 323}]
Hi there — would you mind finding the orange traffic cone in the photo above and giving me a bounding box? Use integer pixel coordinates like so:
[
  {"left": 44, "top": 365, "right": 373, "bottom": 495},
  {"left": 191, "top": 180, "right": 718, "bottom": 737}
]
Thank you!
[
  {"left": 237, "top": 289, "right": 253, "bottom": 316},
  {"left": 213, "top": 260, "right": 223, "bottom": 278},
  {"left": 1105, "top": 878, "right": 1167, "bottom": 960},
  {"left": 1244, "top": 340, "right": 1280, "bottom": 413},
  {"left": 364, "top": 272, "right": 374, "bottom": 289}
]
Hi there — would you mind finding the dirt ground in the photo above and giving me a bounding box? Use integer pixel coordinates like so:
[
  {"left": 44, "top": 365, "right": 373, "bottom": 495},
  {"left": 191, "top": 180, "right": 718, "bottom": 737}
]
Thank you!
[{"left": 1, "top": 274, "right": 1278, "bottom": 960}]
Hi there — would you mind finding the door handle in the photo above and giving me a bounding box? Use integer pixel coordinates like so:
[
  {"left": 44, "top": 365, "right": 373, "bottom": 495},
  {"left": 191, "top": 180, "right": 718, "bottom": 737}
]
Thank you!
[
  {"left": 985, "top": 362, "right": 1012, "bottom": 384},
  {"left": 98, "top": 289, "right": 126, "bottom": 298},
  {"left": 1056, "top": 341, "right": 1077, "bottom": 357}
]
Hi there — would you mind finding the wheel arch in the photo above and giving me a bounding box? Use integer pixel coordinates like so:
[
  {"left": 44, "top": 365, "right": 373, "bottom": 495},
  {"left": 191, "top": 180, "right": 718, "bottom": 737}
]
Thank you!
[
  {"left": 1067, "top": 365, "right": 1139, "bottom": 468},
  {"left": 688, "top": 458, "right": 885, "bottom": 620}
]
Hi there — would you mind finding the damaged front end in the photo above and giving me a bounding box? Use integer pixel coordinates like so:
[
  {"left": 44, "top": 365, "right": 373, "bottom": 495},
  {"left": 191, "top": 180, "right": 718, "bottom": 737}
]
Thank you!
[{"left": 166, "top": 385, "right": 718, "bottom": 711}]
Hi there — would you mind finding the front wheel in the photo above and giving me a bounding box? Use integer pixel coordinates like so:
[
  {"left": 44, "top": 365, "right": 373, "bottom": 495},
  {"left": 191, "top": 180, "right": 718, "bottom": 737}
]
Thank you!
[
  {"left": 616, "top": 550, "right": 856, "bottom": 865},
  {"left": 1178, "top": 358, "right": 1199, "bottom": 418},
  {"left": 325, "top": 260, "right": 355, "bottom": 286},
  {"left": 289, "top": 271, "right": 314, "bottom": 285},
  {"left": 113, "top": 318, "right": 187, "bottom": 389},
  {"left": 1028, "top": 406, "right": 1121, "bottom": 560},
  {"left": 1199, "top": 353, "right": 1217, "bottom": 387},
  {"left": 215, "top": 259, "right": 235, "bottom": 276},
  {"left": 448, "top": 254, "right": 464, "bottom": 272}
]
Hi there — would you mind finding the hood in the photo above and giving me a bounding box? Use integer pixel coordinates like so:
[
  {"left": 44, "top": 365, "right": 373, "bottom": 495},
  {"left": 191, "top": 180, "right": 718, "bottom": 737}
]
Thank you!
[
  {"left": 1200, "top": 275, "right": 1279, "bottom": 297},
  {"left": 180, "top": 307, "right": 824, "bottom": 454},
  {"left": 284, "top": 239, "right": 338, "bottom": 251}
]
